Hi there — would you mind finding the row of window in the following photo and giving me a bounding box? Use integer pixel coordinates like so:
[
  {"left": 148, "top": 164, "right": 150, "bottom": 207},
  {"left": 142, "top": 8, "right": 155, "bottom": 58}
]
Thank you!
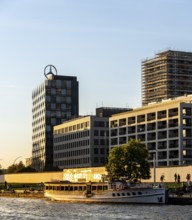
[
  {"left": 54, "top": 122, "right": 90, "bottom": 135},
  {"left": 111, "top": 128, "right": 180, "bottom": 140},
  {"left": 54, "top": 131, "right": 90, "bottom": 143},
  {"left": 54, "top": 140, "right": 90, "bottom": 151},
  {"left": 111, "top": 138, "right": 180, "bottom": 149},
  {"left": 110, "top": 108, "right": 181, "bottom": 127},
  {"left": 54, "top": 148, "right": 90, "bottom": 158},
  {"left": 54, "top": 157, "right": 90, "bottom": 166}
]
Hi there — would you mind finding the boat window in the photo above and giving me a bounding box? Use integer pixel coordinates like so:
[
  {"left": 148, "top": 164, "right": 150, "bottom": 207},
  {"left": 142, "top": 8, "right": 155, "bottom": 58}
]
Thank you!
[
  {"left": 132, "top": 192, "right": 136, "bottom": 195},
  {"left": 92, "top": 186, "right": 96, "bottom": 190},
  {"left": 127, "top": 193, "right": 130, "bottom": 196},
  {"left": 117, "top": 193, "right": 120, "bottom": 196},
  {"left": 138, "top": 192, "right": 142, "bottom": 195},
  {"left": 74, "top": 186, "right": 78, "bottom": 191},
  {"left": 65, "top": 186, "right": 69, "bottom": 191},
  {"left": 70, "top": 186, "right": 73, "bottom": 191},
  {"left": 112, "top": 193, "right": 116, "bottom": 197},
  {"left": 103, "top": 186, "right": 108, "bottom": 190},
  {"left": 61, "top": 186, "right": 64, "bottom": 191},
  {"left": 98, "top": 186, "right": 102, "bottom": 190},
  {"left": 122, "top": 193, "right": 125, "bottom": 196},
  {"left": 53, "top": 186, "right": 57, "bottom": 191}
]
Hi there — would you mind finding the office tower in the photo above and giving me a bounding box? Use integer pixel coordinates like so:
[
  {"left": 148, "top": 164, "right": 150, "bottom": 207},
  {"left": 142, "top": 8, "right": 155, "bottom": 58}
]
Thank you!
[
  {"left": 142, "top": 50, "right": 192, "bottom": 106},
  {"left": 32, "top": 65, "right": 79, "bottom": 171}
]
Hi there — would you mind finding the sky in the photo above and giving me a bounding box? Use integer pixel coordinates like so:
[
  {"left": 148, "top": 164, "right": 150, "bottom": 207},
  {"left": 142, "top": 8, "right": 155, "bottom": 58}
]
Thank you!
[{"left": 1, "top": 0, "right": 192, "bottom": 168}]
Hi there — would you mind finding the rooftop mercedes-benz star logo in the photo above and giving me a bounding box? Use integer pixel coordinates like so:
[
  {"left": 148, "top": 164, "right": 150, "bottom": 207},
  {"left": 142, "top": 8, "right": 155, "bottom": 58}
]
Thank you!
[{"left": 44, "top": 65, "right": 57, "bottom": 79}]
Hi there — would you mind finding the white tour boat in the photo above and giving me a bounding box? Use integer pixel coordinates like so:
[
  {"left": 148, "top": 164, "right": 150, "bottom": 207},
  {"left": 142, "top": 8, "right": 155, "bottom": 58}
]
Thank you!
[{"left": 44, "top": 181, "right": 167, "bottom": 204}]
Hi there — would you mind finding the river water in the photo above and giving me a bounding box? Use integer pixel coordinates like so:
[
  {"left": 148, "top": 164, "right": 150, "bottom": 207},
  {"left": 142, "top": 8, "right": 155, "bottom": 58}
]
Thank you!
[{"left": 0, "top": 197, "right": 191, "bottom": 220}]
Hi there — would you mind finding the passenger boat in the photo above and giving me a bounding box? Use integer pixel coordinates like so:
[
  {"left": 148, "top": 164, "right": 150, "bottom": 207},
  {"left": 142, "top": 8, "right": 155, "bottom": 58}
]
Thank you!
[{"left": 44, "top": 181, "right": 167, "bottom": 204}]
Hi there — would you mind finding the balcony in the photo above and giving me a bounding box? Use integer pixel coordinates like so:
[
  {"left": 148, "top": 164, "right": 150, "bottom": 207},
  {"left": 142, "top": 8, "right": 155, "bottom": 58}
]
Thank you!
[
  {"left": 111, "top": 129, "right": 118, "bottom": 137},
  {"left": 169, "top": 140, "right": 179, "bottom": 148},
  {"left": 169, "top": 129, "right": 178, "bottom": 138},
  {"left": 137, "top": 125, "right": 145, "bottom": 133},
  {"left": 158, "top": 141, "right": 167, "bottom": 149},
  {"left": 147, "top": 132, "right": 156, "bottom": 141},
  {"left": 147, "top": 112, "right": 156, "bottom": 121},
  {"left": 137, "top": 134, "right": 145, "bottom": 141},
  {"left": 169, "top": 108, "right": 178, "bottom": 117},
  {"left": 169, "top": 119, "right": 178, "bottom": 128},
  {"left": 111, "top": 120, "right": 118, "bottom": 128},
  {"left": 148, "top": 142, "right": 156, "bottom": 150},
  {"left": 157, "top": 110, "right": 167, "bottom": 119},
  {"left": 158, "top": 131, "right": 167, "bottom": 139},
  {"left": 158, "top": 121, "right": 167, "bottom": 129},
  {"left": 119, "top": 127, "right": 126, "bottom": 135},
  {"left": 147, "top": 122, "right": 156, "bottom": 131},
  {"left": 128, "top": 126, "right": 136, "bottom": 134},
  {"left": 119, "top": 118, "right": 126, "bottom": 126},
  {"left": 137, "top": 115, "right": 145, "bottom": 123},
  {"left": 128, "top": 117, "right": 136, "bottom": 125}
]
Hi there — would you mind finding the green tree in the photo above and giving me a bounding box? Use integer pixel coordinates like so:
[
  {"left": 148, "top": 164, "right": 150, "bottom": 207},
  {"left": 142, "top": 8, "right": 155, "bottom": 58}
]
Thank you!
[
  {"left": 7, "top": 161, "right": 26, "bottom": 173},
  {"left": 106, "top": 140, "right": 151, "bottom": 182}
]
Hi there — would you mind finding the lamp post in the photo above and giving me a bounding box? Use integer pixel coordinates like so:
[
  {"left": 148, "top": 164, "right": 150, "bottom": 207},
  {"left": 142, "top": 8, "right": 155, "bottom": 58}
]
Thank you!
[
  {"left": 13, "top": 156, "right": 22, "bottom": 165},
  {"left": 153, "top": 153, "right": 156, "bottom": 184}
]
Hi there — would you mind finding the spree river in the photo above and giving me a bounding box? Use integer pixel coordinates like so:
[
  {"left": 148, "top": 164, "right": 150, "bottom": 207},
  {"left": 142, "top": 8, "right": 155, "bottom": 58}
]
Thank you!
[{"left": 0, "top": 197, "right": 192, "bottom": 220}]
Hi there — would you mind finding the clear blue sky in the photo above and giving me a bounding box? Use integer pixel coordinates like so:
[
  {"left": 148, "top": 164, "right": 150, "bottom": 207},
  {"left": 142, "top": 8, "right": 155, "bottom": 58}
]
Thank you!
[{"left": 0, "top": 0, "right": 192, "bottom": 168}]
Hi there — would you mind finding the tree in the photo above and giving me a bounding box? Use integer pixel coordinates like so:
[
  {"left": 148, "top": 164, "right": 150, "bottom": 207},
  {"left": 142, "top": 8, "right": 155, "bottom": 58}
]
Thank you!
[
  {"left": 106, "top": 140, "right": 151, "bottom": 182},
  {"left": 6, "top": 161, "right": 37, "bottom": 173}
]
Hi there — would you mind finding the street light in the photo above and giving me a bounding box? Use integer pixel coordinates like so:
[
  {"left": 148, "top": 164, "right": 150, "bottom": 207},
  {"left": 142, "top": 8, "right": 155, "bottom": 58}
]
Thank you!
[
  {"left": 153, "top": 153, "right": 156, "bottom": 184},
  {"left": 13, "top": 156, "right": 22, "bottom": 165}
]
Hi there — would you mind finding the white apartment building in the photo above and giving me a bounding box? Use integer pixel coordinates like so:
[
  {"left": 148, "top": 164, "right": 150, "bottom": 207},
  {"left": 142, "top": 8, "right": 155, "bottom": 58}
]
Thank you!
[{"left": 109, "top": 95, "right": 192, "bottom": 167}]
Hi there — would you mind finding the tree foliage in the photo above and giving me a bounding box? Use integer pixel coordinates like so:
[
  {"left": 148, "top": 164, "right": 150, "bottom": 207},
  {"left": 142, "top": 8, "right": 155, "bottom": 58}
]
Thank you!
[
  {"left": 6, "top": 161, "right": 36, "bottom": 173},
  {"left": 106, "top": 140, "right": 151, "bottom": 182}
]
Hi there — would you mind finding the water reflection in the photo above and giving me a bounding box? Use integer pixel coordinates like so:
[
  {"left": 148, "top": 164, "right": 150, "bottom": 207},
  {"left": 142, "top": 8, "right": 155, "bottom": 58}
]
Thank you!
[{"left": 0, "top": 197, "right": 192, "bottom": 220}]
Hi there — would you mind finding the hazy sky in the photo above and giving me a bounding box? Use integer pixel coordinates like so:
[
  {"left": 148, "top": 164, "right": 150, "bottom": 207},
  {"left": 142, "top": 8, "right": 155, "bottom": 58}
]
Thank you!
[{"left": 1, "top": 0, "right": 192, "bottom": 168}]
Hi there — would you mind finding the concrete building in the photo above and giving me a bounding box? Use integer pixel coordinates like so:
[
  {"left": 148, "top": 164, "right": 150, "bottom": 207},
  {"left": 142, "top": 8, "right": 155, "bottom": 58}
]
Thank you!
[
  {"left": 142, "top": 50, "right": 192, "bottom": 106},
  {"left": 53, "top": 115, "right": 109, "bottom": 169},
  {"left": 109, "top": 95, "right": 192, "bottom": 167},
  {"left": 32, "top": 66, "right": 79, "bottom": 171}
]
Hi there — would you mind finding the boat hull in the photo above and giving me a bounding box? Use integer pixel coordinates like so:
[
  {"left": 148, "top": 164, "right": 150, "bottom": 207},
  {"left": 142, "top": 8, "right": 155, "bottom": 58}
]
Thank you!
[{"left": 45, "top": 188, "right": 166, "bottom": 204}]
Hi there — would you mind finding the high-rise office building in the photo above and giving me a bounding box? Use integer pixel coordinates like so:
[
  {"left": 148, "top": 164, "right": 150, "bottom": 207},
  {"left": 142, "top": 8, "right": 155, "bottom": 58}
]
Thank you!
[
  {"left": 142, "top": 50, "right": 192, "bottom": 106},
  {"left": 32, "top": 65, "right": 79, "bottom": 171}
]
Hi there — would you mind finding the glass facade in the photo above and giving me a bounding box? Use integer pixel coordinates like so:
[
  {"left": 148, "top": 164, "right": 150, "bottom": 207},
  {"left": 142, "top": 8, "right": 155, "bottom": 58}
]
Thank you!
[{"left": 32, "top": 75, "right": 79, "bottom": 171}]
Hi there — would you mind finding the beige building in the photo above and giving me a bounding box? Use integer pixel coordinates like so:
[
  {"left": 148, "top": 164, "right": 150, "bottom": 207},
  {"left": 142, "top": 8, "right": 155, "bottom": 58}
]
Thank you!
[
  {"left": 53, "top": 116, "right": 109, "bottom": 169},
  {"left": 110, "top": 95, "right": 192, "bottom": 167}
]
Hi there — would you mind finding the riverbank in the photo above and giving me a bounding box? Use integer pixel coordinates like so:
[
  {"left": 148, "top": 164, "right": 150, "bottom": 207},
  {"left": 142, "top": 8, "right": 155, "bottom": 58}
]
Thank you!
[{"left": 0, "top": 190, "right": 44, "bottom": 199}]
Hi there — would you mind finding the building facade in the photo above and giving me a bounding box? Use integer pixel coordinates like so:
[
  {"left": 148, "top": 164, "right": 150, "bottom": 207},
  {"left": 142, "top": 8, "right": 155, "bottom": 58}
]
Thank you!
[
  {"left": 109, "top": 95, "right": 192, "bottom": 167},
  {"left": 142, "top": 50, "right": 192, "bottom": 106},
  {"left": 53, "top": 116, "right": 109, "bottom": 169},
  {"left": 32, "top": 67, "right": 79, "bottom": 171}
]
